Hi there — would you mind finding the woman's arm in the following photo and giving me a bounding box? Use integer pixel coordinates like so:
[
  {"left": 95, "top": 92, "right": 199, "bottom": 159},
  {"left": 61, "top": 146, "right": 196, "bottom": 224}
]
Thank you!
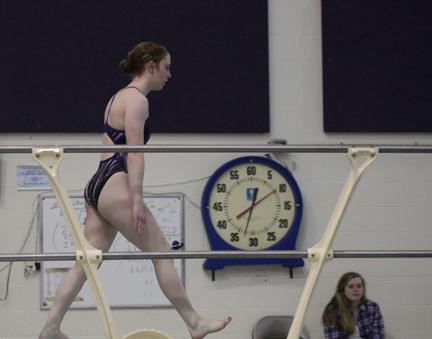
[
  {"left": 323, "top": 324, "right": 343, "bottom": 339},
  {"left": 370, "top": 303, "right": 385, "bottom": 339},
  {"left": 124, "top": 94, "right": 149, "bottom": 236}
]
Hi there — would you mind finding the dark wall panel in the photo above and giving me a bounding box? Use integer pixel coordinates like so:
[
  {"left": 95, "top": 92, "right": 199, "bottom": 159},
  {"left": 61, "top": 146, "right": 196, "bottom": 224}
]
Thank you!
[
  {"left": 322, "top": 0, "right": 432, "bottom": 132},
  {"left": 0, "top": 0, "right": 269, "bottom": 133}
]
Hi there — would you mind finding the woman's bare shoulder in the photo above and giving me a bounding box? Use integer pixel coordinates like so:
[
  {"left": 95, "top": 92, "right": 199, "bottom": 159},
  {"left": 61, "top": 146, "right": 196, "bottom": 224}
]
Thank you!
[{"left": 123, "top": 89, "right": 148, "bottom": 114}]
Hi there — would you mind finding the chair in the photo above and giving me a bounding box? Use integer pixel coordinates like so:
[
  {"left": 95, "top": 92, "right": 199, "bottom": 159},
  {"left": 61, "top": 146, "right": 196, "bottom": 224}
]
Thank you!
[{"left": 252, "top": 315, "right": 309, "bottom": 339}]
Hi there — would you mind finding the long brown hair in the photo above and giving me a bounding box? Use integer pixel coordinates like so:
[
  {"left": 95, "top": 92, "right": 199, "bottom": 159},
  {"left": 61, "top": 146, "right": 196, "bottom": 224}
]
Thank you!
[
  {"left": 322, "top": 272, "right": 367, "bottom": 335},
  {"left": 119, "top": 41, "right": 169, "bottom": 77}
]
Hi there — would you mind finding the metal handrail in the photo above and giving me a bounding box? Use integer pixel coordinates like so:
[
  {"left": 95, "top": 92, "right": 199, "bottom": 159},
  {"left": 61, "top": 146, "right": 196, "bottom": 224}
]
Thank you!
[
  {"left": 1, "top": 250, "right": 431, "bottom": 262},
  {"left": 1, "top": 144, "right": 432, "bottom": 154}
]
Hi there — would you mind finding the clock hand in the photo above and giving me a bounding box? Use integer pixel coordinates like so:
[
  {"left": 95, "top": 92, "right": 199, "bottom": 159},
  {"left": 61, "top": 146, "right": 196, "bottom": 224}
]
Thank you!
[
  {"left": 236, "top": 189, "right": 276, "bottom": 219},
  {"left": 243, "top": 188, "right": 258, "bottom": 236}
]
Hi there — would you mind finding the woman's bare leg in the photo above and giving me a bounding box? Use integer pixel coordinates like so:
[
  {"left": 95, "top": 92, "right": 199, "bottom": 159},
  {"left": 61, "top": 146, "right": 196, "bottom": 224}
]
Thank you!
[
  {"left": 151, "top": 257, "right": 231, "bottom": 339},
  {"left": 39, "top": 204, "right": 117, "bottom": 339},
  {"left": 98, "top": 173, "right": 231, "bottom": 338}
]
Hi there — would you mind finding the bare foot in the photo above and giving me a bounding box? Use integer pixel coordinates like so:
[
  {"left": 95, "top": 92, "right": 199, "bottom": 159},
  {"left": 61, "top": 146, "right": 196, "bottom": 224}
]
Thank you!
[
  {"left": 39, "top": 325, "right": 70, "bottom": 339},
  {"left": 188, "top": 316, "right": 231, "bottom": 339}
]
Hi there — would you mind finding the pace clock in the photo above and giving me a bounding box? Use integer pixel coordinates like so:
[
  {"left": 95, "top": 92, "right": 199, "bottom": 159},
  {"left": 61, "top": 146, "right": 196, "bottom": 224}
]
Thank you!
[{"left": 201, "top": 156, "right": 304, "bottom": 277}]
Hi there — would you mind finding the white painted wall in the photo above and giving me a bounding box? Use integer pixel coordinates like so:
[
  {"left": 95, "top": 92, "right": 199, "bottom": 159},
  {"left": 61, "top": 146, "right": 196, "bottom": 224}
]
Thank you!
[{"left": 1, "top": 1, "right": 432, "bottom": 338}]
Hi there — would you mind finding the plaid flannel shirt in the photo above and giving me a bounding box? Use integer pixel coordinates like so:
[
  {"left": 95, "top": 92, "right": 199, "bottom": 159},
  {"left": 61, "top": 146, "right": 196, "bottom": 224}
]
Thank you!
[{"left": 324, "top": 299, "right": 385, "bottom": 339}]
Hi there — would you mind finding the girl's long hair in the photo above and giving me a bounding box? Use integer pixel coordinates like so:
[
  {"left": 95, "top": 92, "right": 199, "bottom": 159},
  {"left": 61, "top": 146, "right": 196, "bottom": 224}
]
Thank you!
[{"left": 322, "top": 272, "right": 367, "bottom": 335}]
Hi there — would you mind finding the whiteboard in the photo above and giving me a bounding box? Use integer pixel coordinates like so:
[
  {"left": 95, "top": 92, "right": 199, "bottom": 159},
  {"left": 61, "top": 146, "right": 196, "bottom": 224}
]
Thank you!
[{"left": 39, "top": 193, "right": 184, "bottom": 309}]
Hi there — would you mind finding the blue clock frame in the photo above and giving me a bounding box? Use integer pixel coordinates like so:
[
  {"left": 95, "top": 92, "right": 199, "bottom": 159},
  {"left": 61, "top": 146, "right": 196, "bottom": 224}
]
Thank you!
[{"left": 201, "top": 156, "right": 304, "bottom": 276}]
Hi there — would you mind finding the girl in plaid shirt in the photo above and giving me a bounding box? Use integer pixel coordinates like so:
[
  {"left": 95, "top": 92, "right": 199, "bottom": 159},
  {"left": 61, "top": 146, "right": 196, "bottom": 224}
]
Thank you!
[{"left": 322, "top": 272, "right": 385, "bottom": 338}]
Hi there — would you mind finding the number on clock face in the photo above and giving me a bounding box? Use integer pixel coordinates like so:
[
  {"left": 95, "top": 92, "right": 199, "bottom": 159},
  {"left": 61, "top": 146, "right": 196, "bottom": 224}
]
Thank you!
[{"left": 208, "top": 161, "right": 297, "bottom": 250}]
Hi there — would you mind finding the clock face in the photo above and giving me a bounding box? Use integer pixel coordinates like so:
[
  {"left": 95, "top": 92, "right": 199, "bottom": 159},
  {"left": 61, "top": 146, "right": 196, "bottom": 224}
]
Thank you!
[{"left": 202, "top": 156, "right": 302, "bottom": 251}]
